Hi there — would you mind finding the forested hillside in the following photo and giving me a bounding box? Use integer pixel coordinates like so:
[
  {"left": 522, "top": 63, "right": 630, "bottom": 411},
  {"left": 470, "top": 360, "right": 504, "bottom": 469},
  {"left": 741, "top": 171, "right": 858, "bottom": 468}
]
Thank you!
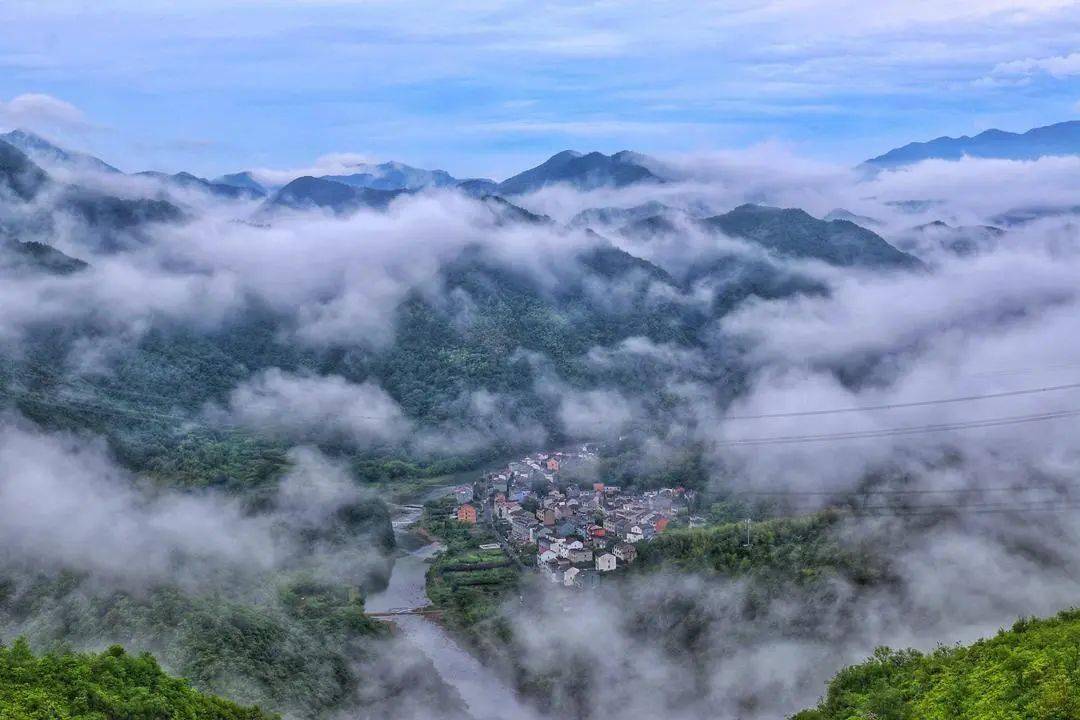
[
  {"left": 0, "top": 638, "right": 275, "bottom": 719},
  {"left": 793, "top": 609, "right": 1080, "bottom": 719},
  {"left": 0, "top": 576, "right": 380, "bottom": 718},
  {"left": 0, "top": 136, "right": 929, "bottom": 492},
  {"left": 634, "top": 512, "right": 889, "bottom": 586}
]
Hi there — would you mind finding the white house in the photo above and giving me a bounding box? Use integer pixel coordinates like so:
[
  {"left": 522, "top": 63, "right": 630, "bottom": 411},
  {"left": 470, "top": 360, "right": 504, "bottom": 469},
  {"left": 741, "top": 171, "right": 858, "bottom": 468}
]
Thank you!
[
  {"left": 556, "top": 539, "right": 584, "bottom": 559},
  {"left": 538, "top": 549, "right": 558, "bottom": 564},
  {"left": 563, "top": 567, "right": 581, "bottom": 587},
  {"left": 596, "top": 553, "right": 617, "bottom": 572}
]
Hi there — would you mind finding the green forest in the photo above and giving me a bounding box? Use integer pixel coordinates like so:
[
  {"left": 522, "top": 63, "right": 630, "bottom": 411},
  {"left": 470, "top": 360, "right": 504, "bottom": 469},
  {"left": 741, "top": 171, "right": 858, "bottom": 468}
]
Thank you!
[
  {"left": 793, "top": 608, "right": 1080, "bottom": 720},
  {"left": 0, "top": 574, "right": 385, "bottom": 718},
  {"left": 0, "top": 638, "right": 275, "bottom": 720},
  {"left": 634, "top": 511, "right": 890, "bottom": 587}
]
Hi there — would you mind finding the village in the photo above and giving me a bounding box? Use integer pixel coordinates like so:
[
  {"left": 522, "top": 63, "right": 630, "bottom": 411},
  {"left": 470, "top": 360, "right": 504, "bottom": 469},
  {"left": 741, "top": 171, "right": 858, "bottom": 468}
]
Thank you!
[{"left": 449, "top": 448, "right": 697, "bottom": 591}]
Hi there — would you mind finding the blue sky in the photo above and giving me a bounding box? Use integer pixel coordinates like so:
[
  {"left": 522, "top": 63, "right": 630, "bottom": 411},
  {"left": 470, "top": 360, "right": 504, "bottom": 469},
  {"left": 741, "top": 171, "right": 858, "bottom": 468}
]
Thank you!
[{"left": 2, "top": 0, "right": 1080, "bottom": 179}]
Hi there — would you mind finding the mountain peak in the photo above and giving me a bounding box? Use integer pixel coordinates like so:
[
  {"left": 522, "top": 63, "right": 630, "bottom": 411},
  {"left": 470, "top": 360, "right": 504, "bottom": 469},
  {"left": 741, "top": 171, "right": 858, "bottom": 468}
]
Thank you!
[
  {"left": 703, "top": 203, "right": 922, "bottom": 269},
  {"left": 0, "top": 129, "right": 121, "bottom": 174},
  {"left": 264, "top": 176, "right": 402, "bottom": 215},
  {"left": 213, "top": 171, "right": 267, "bottom": 195},
  {"left": 498, "top": 149, "right": 663, "bottom": 195},
  {"left": 321, "top": 161, "right": 459, "bottom": 191},
  {"left": 4, "top": 128, "right": 52, "bottom": 148}
]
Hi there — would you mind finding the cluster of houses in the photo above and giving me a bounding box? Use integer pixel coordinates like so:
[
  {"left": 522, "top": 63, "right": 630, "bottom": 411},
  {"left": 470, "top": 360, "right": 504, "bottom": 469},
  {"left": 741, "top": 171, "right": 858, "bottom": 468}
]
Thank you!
[{"left": 453, "top": 449, "right": 693, "bottom": 591}]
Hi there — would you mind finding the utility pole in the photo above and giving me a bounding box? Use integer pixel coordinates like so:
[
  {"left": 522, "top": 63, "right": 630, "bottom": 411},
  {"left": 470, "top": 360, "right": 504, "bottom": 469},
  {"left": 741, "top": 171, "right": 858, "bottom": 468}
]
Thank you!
[{"left": 742, "top": 518, "right": 752, "bottom": 547}]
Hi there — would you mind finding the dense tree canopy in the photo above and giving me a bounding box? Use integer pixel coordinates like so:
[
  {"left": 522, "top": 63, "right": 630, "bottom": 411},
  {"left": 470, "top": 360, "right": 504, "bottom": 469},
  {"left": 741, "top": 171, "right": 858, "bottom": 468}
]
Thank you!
[
  {"left": 793, "top": 608, "right": 1080, "bottom": 720},
  {"left": 0, "top": 638, "right": 275, "bottom": 720}
]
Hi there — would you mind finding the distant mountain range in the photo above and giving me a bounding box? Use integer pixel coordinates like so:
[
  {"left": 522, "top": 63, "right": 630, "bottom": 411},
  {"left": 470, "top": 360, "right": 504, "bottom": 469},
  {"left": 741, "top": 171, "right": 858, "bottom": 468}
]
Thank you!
[
  {"left": 0, "top": 129, "right": 121, "bottom": 175},
  {"left": 0, "top": 130, "right": 265, "bottom": 200},
  {"left": 0, "top": 130, "right": 952, "bottom": 279},
  {"left": 0, "top": 138, "right": 184, "bottom": 254},
  {"left": 864, "top": 120, "right": 1080, "bottom": 168},
  {"left": 220, "top": 149, "right": 664, "bottom": 199},
  {"left": 135, "top": 170, "right": 266, "bottom": 200},
  {"left": 0, "top": 131, "right": 670, "bottom": 202},
  {"left": 13, "top": 120, "right": 1080, "bottom": 201}
]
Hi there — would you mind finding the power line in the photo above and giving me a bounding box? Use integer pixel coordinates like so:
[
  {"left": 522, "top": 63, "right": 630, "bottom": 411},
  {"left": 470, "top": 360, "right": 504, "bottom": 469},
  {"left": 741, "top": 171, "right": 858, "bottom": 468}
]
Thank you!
[
  {"left": 972, "top": 362, "right": 1080, "bottom": 378},
  {"left": 854, "top": 499, "right": 1078, "bottom": 511},
  {"left": 736, "top": 485, "right": 1069, "bottom": 497},
  {"left": 717, "top": 408, "right": 1080, "bottom": 446},
  {"left": 723, "top": 382, "right": 1080, "bottom": 420},
  {"left": 850, "top": 503, "right": 1080, "bottom": 517},
  {"left": 6, "top": 366, "right": 1080, "bottom": 445}
]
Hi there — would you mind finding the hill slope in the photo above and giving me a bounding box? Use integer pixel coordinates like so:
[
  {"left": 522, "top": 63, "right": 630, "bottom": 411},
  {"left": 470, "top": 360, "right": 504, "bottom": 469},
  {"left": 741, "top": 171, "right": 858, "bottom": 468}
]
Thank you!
[
  {"left": 0, "top": 129, "right": 121, "bottom": 174},
  {"left": 0, "top": 139, "right": 50, "bottom": 200},
  {"left": 703, "top": 204, "right": 923, "bottom": 269},
  {"left": 1, "top": 237, "right": 88, "bottom": 274},
  {"left": 793, "top": 608, "right": 1080, "bottom": 720},
  {"left": 263, "top": 176, "right": 403, "bottom": 214},
  {"left": 0, "top": 639, "right": 273, "bottom": 720}
]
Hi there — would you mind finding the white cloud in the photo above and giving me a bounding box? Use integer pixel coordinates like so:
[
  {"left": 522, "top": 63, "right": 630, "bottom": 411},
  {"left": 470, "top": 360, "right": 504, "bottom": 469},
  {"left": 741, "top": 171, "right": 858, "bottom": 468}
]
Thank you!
[
  {"left": 248, "top": 151, "right": 382, "bottom": 187},
  {"left": 0, "top": 93, "right": 90, "bottom": 132},
  {"left": 217, "top": 369, "right": 411, "bottom": 446},
  {"left": 991, "top": 51, "right": 1080, "bottom": 78}
]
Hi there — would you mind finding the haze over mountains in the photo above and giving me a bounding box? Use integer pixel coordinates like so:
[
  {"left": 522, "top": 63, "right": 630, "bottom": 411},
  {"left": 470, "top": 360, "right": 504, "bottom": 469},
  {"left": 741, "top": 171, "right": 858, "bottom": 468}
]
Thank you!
[
  {"left": 0, "top": 128, "right": 121, "bottom": 175},
  {"left": 7, "top": 110, "right": 1080, "bottom": 720},
  {"left": 0, "top": 130, "right": 927, "bottom": 273},
  {"left": 0, "top": 127, "right": 932, "bottom": 470},
  {"left": 0, "top": 129, "right": 667, "bottom": 213},
  {"left": 7, "top": 117, "right": 1080, "bottom": 287},
  {"left": 11, "top": 118, "right": 1080, "bottom": 214}
]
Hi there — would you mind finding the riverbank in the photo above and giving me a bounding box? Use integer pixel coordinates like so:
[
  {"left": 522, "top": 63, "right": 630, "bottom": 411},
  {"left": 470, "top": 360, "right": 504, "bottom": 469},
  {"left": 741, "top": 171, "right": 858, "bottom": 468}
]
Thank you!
[{"left": 365, "top": 501, "right": 540, "bottom": 720}]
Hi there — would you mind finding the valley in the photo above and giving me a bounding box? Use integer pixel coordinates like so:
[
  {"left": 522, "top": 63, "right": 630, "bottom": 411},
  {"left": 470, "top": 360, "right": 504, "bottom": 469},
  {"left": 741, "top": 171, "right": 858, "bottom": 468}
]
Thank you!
[{"left": 4, "top": 87, "right": 1080, "bottom": 720}]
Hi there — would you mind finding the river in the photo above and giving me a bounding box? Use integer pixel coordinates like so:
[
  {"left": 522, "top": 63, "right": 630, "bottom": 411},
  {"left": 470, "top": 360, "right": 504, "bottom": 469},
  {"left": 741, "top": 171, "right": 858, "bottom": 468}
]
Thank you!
[{"left": 365, "top": 502, "right": 540, "bottom": 720}]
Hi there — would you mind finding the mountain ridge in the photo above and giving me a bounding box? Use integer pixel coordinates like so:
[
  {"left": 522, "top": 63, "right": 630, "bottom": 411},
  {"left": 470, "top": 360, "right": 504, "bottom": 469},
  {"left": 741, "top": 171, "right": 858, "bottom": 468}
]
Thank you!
[
  {"left": 497, "top": 149, "right": 664, "bottom": 195},
  {"left": 0, "top": 129, "right": 121, "bottom": 174},
  {"left": 864, "top": 120, "right": 1080, "bottom": 168}
]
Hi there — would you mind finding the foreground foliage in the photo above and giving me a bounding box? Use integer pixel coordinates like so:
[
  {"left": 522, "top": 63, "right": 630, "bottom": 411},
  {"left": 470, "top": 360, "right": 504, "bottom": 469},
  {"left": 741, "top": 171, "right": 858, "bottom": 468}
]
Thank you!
[
  {"left": 793, "top": 608, "right": 1080, "bottom": 720},
  {"left": 0, "top": 638, "right": 274, "bottom": 720},
  {"left": 0, "top": 576, "right": 383, "bottom": 718}
]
